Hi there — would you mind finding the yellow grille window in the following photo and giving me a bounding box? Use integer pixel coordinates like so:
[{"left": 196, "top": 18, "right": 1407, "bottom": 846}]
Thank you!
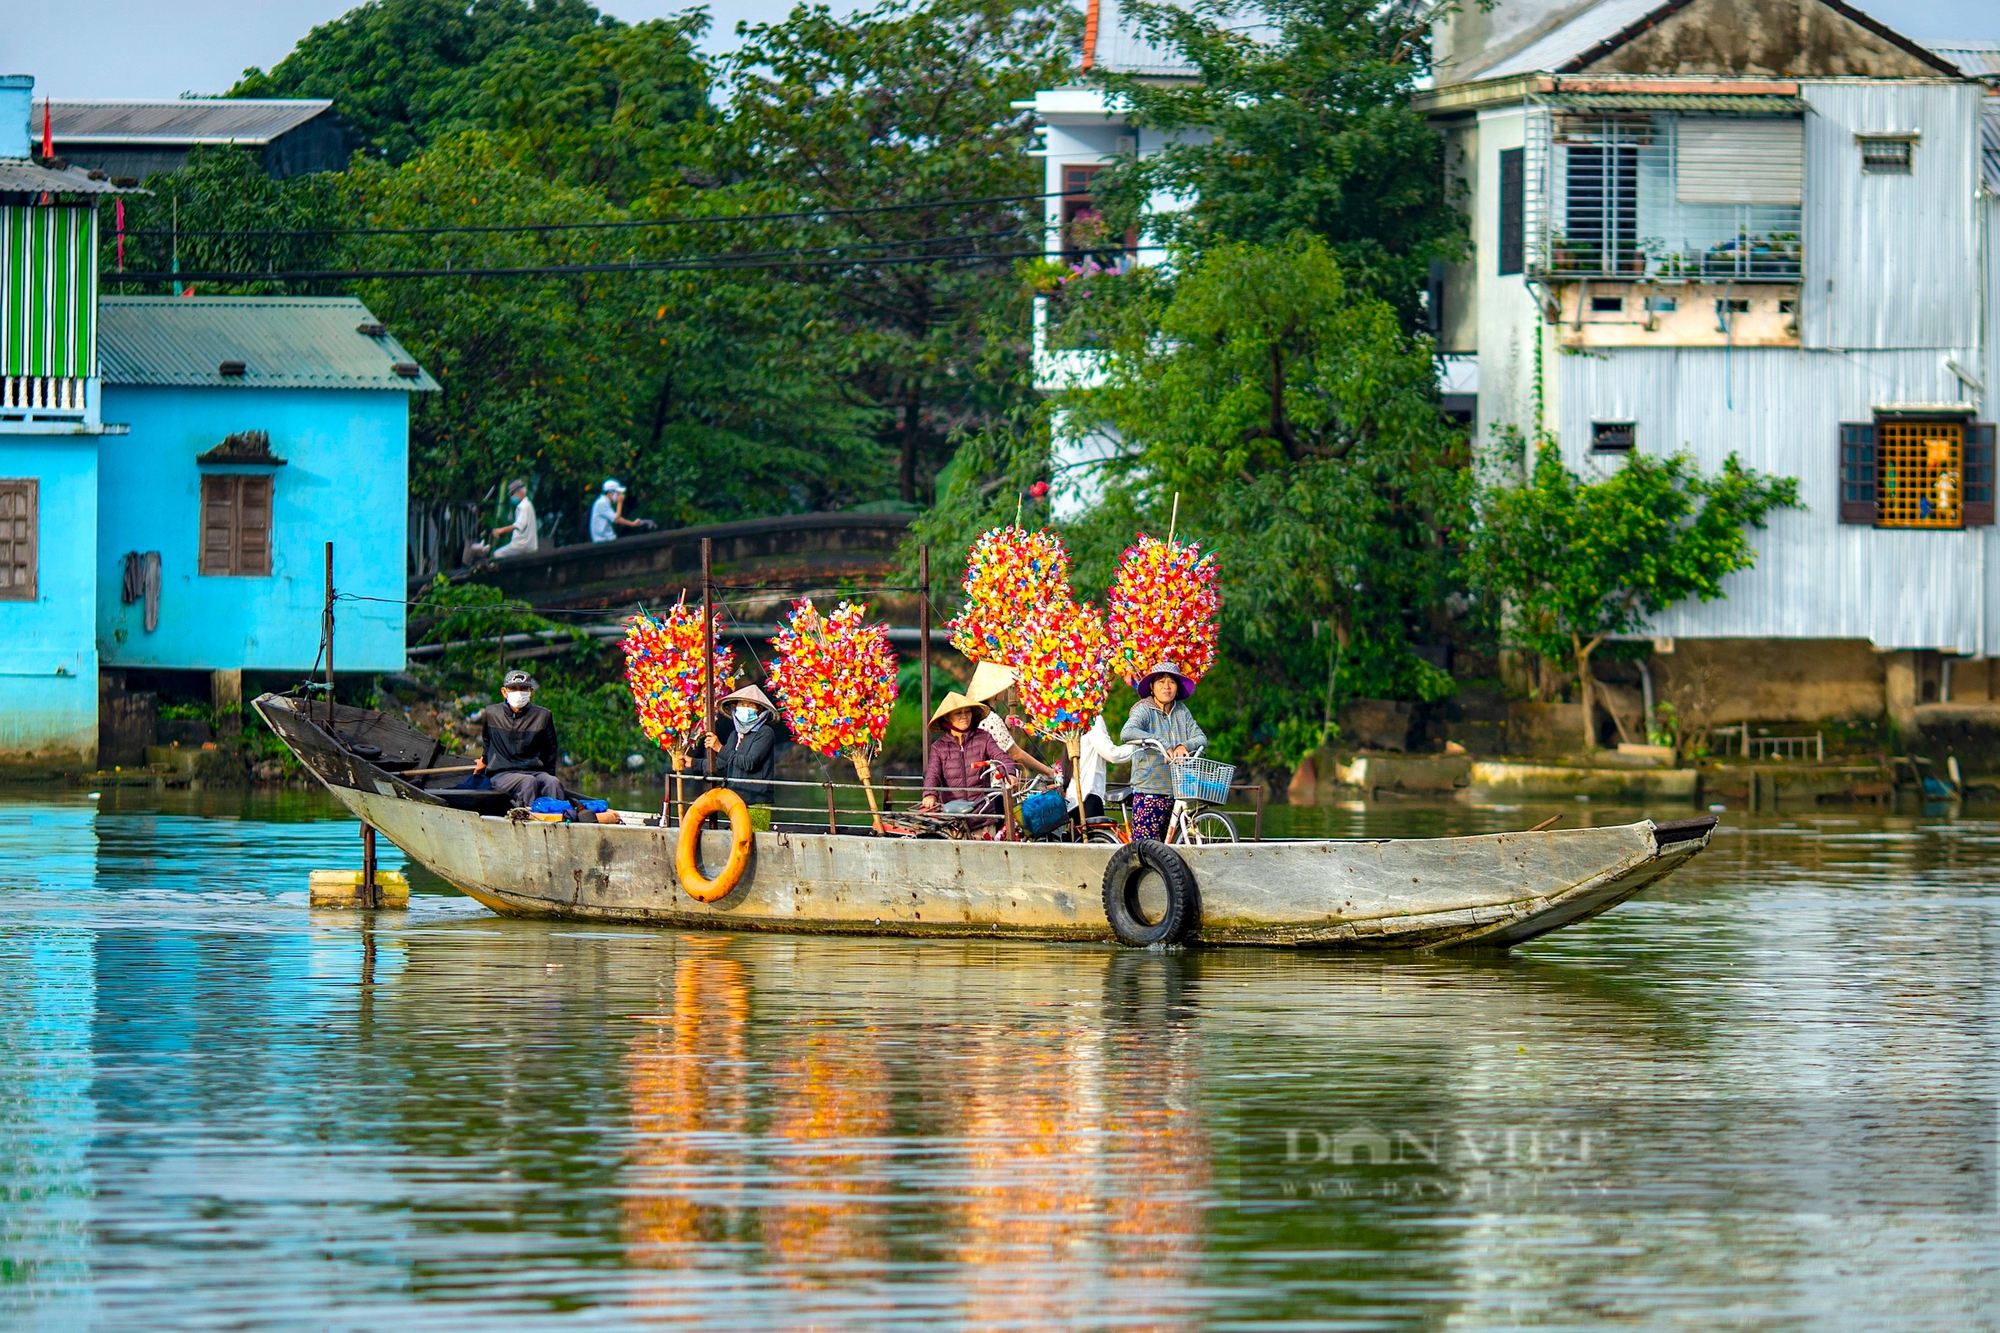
[{"left": 1877, "top": 421, "right": 1962, "bottom": 528}]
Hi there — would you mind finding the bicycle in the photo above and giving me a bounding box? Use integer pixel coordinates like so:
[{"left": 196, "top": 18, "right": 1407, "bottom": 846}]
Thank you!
[{"left": 1111, "top": 741, "right": 1239, "bottom": 846}]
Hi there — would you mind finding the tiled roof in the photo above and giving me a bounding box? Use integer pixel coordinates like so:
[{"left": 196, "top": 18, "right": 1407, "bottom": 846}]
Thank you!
[
  {"left": 38, "top": 99, "right": 335, "bottom": 146},
  {"left": 99, "top": 297, "right": 438, "bottom": 392}
]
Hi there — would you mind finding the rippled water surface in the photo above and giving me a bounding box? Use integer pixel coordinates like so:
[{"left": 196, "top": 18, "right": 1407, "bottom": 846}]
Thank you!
[{"left": 3, "top": 787, "right": 1996, "bottom": 1329}]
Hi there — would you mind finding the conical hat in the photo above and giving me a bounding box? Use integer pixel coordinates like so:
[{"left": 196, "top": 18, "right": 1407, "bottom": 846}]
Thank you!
[
  {"left": 929, "top": 691, "right": 991, "bottom": 730},
  {"left": 718, "top": 683, "right": 776, "bottom": 714},
  {"left": 966, "top": 660, "right": 1017, "bottom": 704}
]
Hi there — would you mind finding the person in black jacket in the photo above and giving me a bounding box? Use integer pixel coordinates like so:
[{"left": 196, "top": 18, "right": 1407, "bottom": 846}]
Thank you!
[
  {"left": 704, "top": 683, "right": 780, "bottom": 807},
  {"left": 473, "top": 669, "right": 565, "bottom": 805}
]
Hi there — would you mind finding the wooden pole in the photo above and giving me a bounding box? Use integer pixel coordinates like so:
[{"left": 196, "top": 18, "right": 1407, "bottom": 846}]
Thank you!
[
  {"left": 701, "top": 536, "right": 715, "bottom": 745},
  {"left": 361, "top": 823, "right": 378, "bottom": 910},
  {"left": 919, "top": 544, "right": 932, "bottom": 745},
  {"left": 824, "top": 780, "right": 838, "bottom": 835},
  {"left": 322, "top": 541, "right": 335, "bottom": 729}
]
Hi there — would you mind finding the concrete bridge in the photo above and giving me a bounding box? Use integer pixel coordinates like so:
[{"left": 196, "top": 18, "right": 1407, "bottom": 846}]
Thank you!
[{"left": 419, "top": 512, "right": 915, "bottom": 612}]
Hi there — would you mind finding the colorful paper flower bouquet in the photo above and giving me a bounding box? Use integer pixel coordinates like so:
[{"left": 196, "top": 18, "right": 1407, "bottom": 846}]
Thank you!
[{"left": 767, "top": 598, "right": 900, "bottom": 822}]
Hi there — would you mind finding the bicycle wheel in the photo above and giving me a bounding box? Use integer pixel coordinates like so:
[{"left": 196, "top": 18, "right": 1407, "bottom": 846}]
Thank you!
[
  {"left": 1187, "top": 810, "right": 1238, "bottom": 844},
  {"left": 1086, "top": 824, "right": 1128, "bottom": 845}
]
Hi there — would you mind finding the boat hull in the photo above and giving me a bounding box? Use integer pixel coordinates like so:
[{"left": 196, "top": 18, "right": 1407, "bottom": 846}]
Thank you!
[{"left": 258, "top": 694, "right": 1712, "bottom": 949}]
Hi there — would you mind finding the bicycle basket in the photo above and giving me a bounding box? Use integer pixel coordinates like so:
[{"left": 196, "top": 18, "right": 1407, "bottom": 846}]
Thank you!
[{"left": 1170, "top": 756, "right": 1234, "bottom": 805}]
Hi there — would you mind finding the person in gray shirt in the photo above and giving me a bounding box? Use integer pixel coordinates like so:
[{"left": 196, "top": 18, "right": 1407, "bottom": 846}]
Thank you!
[{"left": 1119, "top": 661, "right": 1205, "bottom": 842}]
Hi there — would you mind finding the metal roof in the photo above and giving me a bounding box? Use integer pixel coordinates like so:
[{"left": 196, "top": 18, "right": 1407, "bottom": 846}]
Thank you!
[
  {"left": 0, "top": 158, "right": 140, "bottom": 194},
  {"left": 1544, "top": 91, "right": 1808, "bottom": 111},
  {"left": 1926, "top": 41, "right": 2000, "bottom": 80},
  {"left": 37, "top": 98, "right": 335, "bottom": 146},
  {"left": 99, "top": 297, "right": 438, "bottom": 392}
]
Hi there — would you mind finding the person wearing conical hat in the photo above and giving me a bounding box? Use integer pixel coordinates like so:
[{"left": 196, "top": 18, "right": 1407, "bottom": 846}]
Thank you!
[
  {"left": 704, "top": 682, "right": 781, "bottom": 807},
  {"left": 921, "top": 691, "right": 1016, "bottom": 816},
  {"left": 963, "top": 660, "right": 1060, "bottom": 784},
  {"left": 1119, "top": 661, "right": 1206, "bottom": 842}
]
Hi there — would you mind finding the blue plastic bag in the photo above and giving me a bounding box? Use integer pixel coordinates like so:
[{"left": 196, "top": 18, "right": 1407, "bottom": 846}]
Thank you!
[
  {"left": 1018, "top": 789, "right": 1069, "bottom": 839},
  {"left": 529, "top": 797, "right": 574, "bottom": 815}
]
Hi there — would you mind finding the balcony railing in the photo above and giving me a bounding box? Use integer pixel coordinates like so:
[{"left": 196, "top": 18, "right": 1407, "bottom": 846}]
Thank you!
[
  {"left": 0, "top": 376, "right": 88, "bottom": 413},
  {"left": 1540, "top": 234, "right": 1802, "bottom": 283}
]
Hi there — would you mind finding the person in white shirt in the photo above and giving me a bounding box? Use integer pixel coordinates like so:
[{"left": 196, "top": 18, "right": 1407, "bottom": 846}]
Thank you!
[
  {"left": 490, "top": 480, "right": 538, "bottom": 559},
  {"left": 964, "top": 660, "right": 1060, "bottom": 784},
  {"left": 1065, "top": 712, "right": 1136, "bottom": 818},
  {"left": 589, "top": 478, "right": 654, "bottom": 542}
]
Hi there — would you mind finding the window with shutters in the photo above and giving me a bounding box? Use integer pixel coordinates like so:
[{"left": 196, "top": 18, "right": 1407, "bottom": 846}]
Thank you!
[
  {"left": 0, "top": 479, "right": 35, "bottom": 601},
  {"left": 199, "top": 474, "right": 273, "bottom": 576},
  {"left": 1840, "top": 421, "right": 1995, "bottom": 529},
  {"left": 1497, "top": 147, "right": 1524, "bottom": 276}
]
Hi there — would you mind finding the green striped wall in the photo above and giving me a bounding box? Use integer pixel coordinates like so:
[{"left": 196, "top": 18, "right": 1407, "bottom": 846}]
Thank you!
[{"left": 0, "top": 206, "right": 98, "bottom": 378}]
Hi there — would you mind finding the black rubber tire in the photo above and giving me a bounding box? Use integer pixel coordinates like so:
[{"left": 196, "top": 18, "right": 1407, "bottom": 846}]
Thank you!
[{"left": 1101, "top": 839, "right": 1200, "bottom": 947}]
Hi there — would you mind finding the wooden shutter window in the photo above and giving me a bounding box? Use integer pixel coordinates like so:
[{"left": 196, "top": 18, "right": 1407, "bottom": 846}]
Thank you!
[
  {"left": 0, "top": 479, "right": 36, "bottom": 601},
  {"left": 1838, "top": 423, "right": 1877, "bottom": 525},
  {"left": 200, "top": 474, "right": 274, "bottom": 576},
  {"left": 1968, "top": 424, "right": 1997, "bottom": 527},
  {"left": 1498, "top": 147, "right": 1524, "bottom": 276}
]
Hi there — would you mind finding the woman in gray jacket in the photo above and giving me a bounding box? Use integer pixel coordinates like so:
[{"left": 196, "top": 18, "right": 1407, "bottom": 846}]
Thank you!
[{"left": 1119, "top": 661, "right": 1206, "bottom": 842}]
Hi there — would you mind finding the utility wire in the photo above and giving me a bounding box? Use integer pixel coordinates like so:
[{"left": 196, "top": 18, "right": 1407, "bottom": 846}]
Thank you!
[
  {"left": 124, "top": 189, "right": 1067, "bottom": 240},
  {"left": 113, "top": 245, "right": 1038, "bottom": 284}
]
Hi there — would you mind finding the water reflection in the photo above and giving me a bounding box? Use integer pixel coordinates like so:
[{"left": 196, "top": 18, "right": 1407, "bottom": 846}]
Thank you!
[{"left": 0, "top": 789, "right": 1995, "bottom": 1327}]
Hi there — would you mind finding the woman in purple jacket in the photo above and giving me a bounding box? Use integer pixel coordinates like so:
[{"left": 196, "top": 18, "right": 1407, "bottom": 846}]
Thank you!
[{"left": 921, "top": 692, "right": 1016, "bottom": 812}]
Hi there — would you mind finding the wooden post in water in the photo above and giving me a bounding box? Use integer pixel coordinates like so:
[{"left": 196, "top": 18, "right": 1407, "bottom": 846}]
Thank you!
[
  {"left": 360, "top": 822, "right": 378, "bottom": 910},
  {"left": 322, "top": 542, "right": 335, "bottom": 728},
  {"left": 919, "top": 544, "right": 932, "bottom": 745}
]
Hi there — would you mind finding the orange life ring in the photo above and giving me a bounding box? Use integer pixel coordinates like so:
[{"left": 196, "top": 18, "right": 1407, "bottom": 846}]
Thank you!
[{"left": 676, "top": 787, "right": 754, "bottom": 903}]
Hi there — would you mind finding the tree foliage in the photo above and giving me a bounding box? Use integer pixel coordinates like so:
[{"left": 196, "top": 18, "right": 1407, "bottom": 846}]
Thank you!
[
  {"left": 1466, "top": 443, "right": 1801, "bottom": 749},
  {"left": 1092, "top": 0, "right": 1463, "bottom": 321},
  {"left": 231, "top": 0, "right": 620, "bottom": 164},
  {"left": 720, "top": 0, "right": 1076, "bottom": 503},
  {"left": 1065, "top": 234, "right": 1466, "bottom": 769}
]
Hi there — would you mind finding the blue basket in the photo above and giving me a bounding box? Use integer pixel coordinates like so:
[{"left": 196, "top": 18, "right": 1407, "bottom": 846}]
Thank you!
[
  {"left": 1171, "top": 757, "right": 1234, "bottom": 805},
  {"left": 1017, "top": 789, "right": 1070, "bottom": 838}
]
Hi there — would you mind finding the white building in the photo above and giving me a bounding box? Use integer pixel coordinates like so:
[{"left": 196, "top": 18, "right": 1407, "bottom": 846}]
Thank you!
[
  {"left": 1425, "top": 0, "right": 2000, "bottom": 737},
  {"left": 1020, "top": 0, "right": 1210, "bottom": 516},
  {"left": 1025, "top": 0, "right": 2000, "bottom": 742}
]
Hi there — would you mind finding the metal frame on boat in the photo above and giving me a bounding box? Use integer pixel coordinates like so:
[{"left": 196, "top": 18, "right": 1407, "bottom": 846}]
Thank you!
[{"left": 255, "top": 692, "right": 1716, "bottom": 950}]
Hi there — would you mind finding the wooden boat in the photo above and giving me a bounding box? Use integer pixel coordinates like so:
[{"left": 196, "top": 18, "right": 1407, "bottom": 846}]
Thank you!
[{"left": 255, "top": 692, "right": 1717, "bottom": 949}]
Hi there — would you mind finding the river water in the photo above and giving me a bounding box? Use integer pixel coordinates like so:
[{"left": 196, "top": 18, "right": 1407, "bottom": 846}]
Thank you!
[{"left": 2, "top": 787, "right": 1994, "bottom": 1329}]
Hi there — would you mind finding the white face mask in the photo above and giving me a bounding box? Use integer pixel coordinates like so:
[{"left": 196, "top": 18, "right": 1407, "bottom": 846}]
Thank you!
[
  {"left": 733, "top": 705, "right": 762, "bottom": 727},
  {"left": 504, "top": 690, "right": 532, "bottom": 710}
]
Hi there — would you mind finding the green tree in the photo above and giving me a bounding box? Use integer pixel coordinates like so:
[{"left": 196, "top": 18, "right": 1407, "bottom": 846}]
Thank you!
[
  {"left": 721, "top": 0, "right": 1076, "bottom": 503},
  {"left": 1065, "top": 234, "right": 1466, "bottom": 770},
  {"left": 338, "top": 134, "right": 887, "bottom": 531},
  {"left": 1467, "top": 442, "right": 1801, "bottom": 751},
  {"left": 105, "top": 145, "right": 347, "bottom": 294},
  {"left": 1092, "top": 0, "right": 1463, "bottom": 322},
  {"left": 231, "top": 0, "right": 616, "bottom": 163}
]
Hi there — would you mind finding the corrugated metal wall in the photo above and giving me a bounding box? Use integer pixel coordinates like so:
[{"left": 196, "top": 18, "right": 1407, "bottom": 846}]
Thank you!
[
  {"left": 1800, "top": 82, "right": 1983, "bottom": 351},
  {"left": 1556, "top": 347, "right": 1994, "bottom": 653}
]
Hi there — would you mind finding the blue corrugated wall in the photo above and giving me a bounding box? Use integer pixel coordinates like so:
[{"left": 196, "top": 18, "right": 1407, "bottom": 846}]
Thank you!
[{"left": 96, "top": 386, "right": 407, "bottom": 671}]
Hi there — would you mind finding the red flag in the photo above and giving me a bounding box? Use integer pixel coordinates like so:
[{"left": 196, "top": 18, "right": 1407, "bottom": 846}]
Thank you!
[{"left": 40, "top": 102, "right": 52, "bottom": 160}]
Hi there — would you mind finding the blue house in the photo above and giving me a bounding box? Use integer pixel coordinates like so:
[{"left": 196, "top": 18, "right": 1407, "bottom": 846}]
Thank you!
[
  {"left": 0, "top": 74, "right": 129, "bottom": 776},
  {"left": 96, "top": 297, "right": 434, "bottom": 683},
  {"left": 0, "top": 74, "right": 433, "bottom": 777}
]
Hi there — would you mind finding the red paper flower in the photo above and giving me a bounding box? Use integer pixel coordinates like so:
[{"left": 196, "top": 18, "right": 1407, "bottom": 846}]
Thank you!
[
  {"left": 766, "top": 599, "right": 900, "bottom": 760},
  {"left": 1016, "top": 596, "right": 1112, "bottom": 746},
  {"left": 948, "top": 525, "right": 1073, "bottom": 664},
  {"left": 621, "top": 596, "right": 736, "bottom": 762},
  {"left": 1107, "top": 533, "right": 1220, "bottom": 686}
]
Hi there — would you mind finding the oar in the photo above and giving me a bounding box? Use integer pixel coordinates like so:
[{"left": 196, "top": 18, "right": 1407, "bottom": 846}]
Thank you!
[
  {"left": 394, "top": 764, "right": 480, "bottom": 777},
  {"left": 1526, "top": 814, "right": 1562, "bottom": 832}
]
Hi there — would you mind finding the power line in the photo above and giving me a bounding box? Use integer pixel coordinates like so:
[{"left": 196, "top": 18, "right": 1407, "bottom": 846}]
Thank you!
[
  {"left": 111, "top": 243, "right": 1039, "bottom": 284},
  {"left": 122, "top": 189, "right": 1067, "bottom": 240}
]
